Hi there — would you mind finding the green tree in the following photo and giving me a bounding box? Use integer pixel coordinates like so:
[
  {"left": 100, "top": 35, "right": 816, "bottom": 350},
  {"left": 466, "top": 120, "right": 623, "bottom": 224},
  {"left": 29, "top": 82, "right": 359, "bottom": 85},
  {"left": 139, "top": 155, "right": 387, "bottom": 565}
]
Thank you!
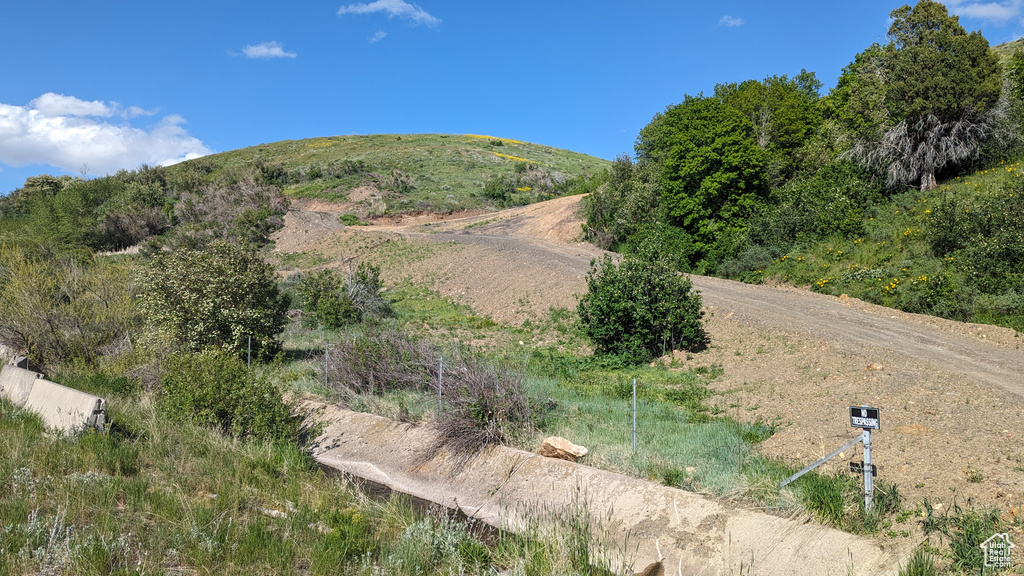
[
  {"left": 824, "top": 44, "right": 891, "bottom": 141},
  {"left": 577, "top": 255, "right": 706, "bottom": 364},
  {"left": 715, "top": 71, "right": 823, "bottom": 183},
  {"left": 582, "top": 154, "right": 663, "bottom": 250},
  {"left": 636, "top": 95, "right": 769, "bottom": 261},
  {"left": 137, "top": 241, "right": 289, "bottom": 359},
  {"left": 845, "top": 0, "right": 1002, "bottom": 190}
]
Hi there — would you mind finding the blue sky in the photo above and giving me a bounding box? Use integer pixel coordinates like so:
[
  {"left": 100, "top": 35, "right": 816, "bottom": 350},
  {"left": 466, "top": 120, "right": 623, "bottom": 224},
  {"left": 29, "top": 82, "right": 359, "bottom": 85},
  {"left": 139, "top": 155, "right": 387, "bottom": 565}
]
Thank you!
[{"left": 1, "top": 0, "right": 1022, "bottom": 194}]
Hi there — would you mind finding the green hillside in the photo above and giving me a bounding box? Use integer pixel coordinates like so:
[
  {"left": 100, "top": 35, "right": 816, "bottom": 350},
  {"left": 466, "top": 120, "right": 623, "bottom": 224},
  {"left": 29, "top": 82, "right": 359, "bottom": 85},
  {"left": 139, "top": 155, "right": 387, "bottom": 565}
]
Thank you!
[
  {"left": 0, "top": 133, "right": 609, "bottom": 255},
  {"left": 172, "top": 133, "right": 610, "bottom": 215}
]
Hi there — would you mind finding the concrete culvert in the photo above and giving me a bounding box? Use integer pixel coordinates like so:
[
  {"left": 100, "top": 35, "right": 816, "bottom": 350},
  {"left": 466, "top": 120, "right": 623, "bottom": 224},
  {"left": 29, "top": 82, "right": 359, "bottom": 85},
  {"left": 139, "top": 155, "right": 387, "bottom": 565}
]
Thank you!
[{"left": 303, "top": 400, "right": 903, "bottom": 575}]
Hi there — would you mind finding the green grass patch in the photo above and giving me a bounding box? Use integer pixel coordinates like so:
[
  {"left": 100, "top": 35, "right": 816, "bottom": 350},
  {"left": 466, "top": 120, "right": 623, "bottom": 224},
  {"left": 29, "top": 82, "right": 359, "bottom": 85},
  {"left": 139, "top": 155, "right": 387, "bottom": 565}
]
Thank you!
[
  {"left": 165, "top": 133, "right": 610, "bottom": 217},
  {"left": 761, "top": 162, "right": 1024, "bottom": 332}
]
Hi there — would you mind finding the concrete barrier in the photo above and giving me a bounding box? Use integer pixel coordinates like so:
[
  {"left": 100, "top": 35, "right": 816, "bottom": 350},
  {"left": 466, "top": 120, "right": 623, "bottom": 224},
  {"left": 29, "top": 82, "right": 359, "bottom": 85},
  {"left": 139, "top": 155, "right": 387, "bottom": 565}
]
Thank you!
[
  {"left": 0, "top": 364, "right": 106, "bottom": 432},
  {"left": 0, "top": 364, "right": 43, "bottom": 407},
  {"left": 303, "top": 401, "right": 905, "bottom": 576}
]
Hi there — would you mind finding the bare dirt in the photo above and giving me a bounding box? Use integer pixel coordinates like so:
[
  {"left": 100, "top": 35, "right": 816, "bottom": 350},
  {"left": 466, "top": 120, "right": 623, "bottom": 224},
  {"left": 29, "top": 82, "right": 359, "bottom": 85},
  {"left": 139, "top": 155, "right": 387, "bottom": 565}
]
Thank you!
[{"left": 273, "top": 195, "right": 1024, "bottom": 520}]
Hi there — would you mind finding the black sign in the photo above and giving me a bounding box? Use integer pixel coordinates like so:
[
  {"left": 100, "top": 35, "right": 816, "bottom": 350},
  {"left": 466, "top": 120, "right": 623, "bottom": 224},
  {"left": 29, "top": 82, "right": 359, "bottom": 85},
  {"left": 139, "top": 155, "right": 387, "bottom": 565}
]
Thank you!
[
  {"left": 850, "top": 406, "right": 880, "bottom": 430},
  {"left": 850, "top": 461, "right": 878, "bottom": 476}
]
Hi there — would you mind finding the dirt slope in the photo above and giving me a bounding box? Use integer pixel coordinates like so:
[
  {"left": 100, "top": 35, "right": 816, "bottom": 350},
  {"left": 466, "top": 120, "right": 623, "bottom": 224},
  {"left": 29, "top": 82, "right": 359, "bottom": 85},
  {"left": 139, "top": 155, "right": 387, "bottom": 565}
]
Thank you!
[{"left": 275, "top": 195, "right": 1024, "bottom": 518}]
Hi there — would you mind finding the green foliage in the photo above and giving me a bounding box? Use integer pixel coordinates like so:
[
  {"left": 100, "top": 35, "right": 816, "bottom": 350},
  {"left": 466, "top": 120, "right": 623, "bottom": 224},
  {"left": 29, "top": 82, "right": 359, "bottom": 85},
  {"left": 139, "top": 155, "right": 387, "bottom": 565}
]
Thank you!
[
  {"left": 921, "top": 498, "right": 1003, "bottom": 572},
  {"left": 621, "top": 222, "right": 695, "bottom": 273},
  {"left": 883, "top": 1, "right": 1001, "bottom": 123},
  {"left": 897, "top": 548, "right": 937, "bottom": 576},
  {"left": 338, "top": 213, "right": 367, "bottom": 226},
  {"left": 0, "top": 246, "right": 138, "bottom": 370},
  {"left": 298, "top": 269, "right": 357, "bottom": 329},
  {"left": 577, "top": 255, "right": 707, "bottom": 364},
  {"left": 137, "top": 241, "right": 289, "bottom": 359},
  {"left": 582, "top": 155, "right": 664, "bottom": 250},
  {"left": 747, "top": 161, "right": 883, "bottom": 252},
  {"left": 824, "top": 44, "right": 891, "bottom": 140},
  {"left": 299, "top": 264, "right": 391, "bottom": 330},
  {"left": 637, "top": 95, "right": 770, "bottom": 259},
  {"left": 799, "top": 473, "right": 855, "bottom": 526},
  {"left": 840, "top": 1, "right": 1003, "bottom": 190},
  {"left": 160, "top": 349, "right": 301, "bottom": 441},
  {"left": 714, "top": 71, "right": 823, "bottom": 182},
  {"left": 298, "top": 263, "right": 390, "bottom": 329}
]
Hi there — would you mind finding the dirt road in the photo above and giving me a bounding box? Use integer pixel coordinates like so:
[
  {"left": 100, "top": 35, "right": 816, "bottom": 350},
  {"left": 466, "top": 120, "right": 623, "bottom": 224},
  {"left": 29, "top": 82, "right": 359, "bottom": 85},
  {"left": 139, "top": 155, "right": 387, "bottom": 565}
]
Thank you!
[{"left": 276, "top": 195, "right": 1024, "bottom": 516}]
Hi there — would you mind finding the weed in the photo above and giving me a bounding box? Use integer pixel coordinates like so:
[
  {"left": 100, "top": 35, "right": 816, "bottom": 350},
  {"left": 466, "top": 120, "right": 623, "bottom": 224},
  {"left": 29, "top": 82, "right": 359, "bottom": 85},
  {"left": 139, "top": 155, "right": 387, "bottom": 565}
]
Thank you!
[
  {"left": 921, "top": 498, "right": 1003, "bottom": 572},
  {"left": 897, "top": 548, "right": 938, "bottom": 576}
]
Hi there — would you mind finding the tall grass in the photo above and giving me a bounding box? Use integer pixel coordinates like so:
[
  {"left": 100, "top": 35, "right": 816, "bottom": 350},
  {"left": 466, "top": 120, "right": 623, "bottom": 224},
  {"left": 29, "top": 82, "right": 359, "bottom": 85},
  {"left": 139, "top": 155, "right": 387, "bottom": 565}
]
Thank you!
[{"left": 1, "top": 376, "right": 622, "bottom": 575}]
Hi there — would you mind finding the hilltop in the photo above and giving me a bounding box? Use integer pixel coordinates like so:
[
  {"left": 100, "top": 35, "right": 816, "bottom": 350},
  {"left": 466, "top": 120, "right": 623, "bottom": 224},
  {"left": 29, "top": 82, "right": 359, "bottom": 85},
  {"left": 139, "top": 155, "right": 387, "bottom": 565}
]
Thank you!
[{"left": 169, "top": 133, "right": 610, "bottom": 218}]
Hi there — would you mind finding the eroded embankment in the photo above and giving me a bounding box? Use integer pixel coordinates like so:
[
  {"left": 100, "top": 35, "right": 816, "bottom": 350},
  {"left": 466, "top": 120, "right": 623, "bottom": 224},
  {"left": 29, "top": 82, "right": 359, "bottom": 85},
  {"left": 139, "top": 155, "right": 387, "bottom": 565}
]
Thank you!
[{"left": 302, "top": 400, "right": 901, "bottom": 576}]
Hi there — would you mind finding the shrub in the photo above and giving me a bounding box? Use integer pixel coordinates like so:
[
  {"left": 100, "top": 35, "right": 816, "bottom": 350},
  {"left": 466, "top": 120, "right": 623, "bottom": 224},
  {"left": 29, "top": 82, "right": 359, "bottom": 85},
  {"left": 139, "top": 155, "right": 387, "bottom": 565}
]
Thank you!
[
  {"left": 577, "top": 255, "right": 707, "bottom": 364},
  {"left": 326, "top": 328, "right": 439, "bottom": 395},
  {"left": 0, "top": 246, "right": 139, "bottom": 371},
  {"left": 433, "top": 355, "right": 533, "bottom": 455},
  {"left": 298, "top": 263, "right": 389, "bottom": 329},
  {"left": 621, "top": 222, "right": 695, "bottom": 272},
  {"left": 298, "top": 269, "right": 357, "bottom": 329},
  {"left": 160, "top": 349, "right": 301, "bottom": 441},
  {"left": 169, "top": 178, "right": 288, "bottom": 250},
  {"left": 747, "top": 161, "right": 882, "bottom": 253},
  {"left": 326, "top": 328, "right": 534, "bottom": 454},
  {"left": 347, "top": 262, "right": 390, "bottom": 320},
  {"left": 136, "top": 241, "right": 289, "bottom": 359},
  {"left": 338, "top": 213, "right": 367, "bottom": 226}
]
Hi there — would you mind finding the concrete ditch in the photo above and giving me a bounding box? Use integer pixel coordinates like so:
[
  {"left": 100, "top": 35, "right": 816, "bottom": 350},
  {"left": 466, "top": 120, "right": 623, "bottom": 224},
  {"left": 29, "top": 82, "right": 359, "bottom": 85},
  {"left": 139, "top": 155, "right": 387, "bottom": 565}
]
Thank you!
[
  {"left": 0, "top": 364, "right": 106, "bottom": 432},
  {"left": 303, "top": 400, "right": 903, "bottom": 576}
]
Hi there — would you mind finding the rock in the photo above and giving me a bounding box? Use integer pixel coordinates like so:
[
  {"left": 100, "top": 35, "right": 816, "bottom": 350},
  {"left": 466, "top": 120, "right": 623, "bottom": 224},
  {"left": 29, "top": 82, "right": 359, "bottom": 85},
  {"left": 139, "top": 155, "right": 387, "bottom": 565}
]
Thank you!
[
  {"left": 538, "top": 436, "right": 588, "bottom": 462},
  {"left": 637, "top": 561, "right": 664, "bottom": 576}
]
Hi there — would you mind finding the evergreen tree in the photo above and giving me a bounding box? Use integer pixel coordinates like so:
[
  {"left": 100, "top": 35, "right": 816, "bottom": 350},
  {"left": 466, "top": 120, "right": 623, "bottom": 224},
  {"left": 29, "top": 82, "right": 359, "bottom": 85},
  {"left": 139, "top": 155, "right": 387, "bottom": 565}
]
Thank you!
[{"left": 844, "top": 0, "right": 1002, "bottom": 191}]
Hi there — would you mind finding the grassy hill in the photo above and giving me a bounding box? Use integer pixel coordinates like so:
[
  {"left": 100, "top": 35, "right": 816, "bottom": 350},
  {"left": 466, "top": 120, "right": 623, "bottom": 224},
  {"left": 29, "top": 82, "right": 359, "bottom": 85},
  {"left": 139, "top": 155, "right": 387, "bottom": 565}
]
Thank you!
[
  {"left": 993, "top": 37, "right": 1024, "bottom": 62},
  {"left": 170, "top": 133, "right": 610, "bottom": 216}
]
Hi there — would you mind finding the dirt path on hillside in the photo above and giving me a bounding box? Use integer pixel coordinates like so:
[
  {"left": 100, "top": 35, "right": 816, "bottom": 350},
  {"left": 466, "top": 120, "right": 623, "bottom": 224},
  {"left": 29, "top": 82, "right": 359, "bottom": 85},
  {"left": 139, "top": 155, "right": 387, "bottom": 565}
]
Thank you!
[{"left": 274, "top": 195, "right": 1024, "bottom": 519}]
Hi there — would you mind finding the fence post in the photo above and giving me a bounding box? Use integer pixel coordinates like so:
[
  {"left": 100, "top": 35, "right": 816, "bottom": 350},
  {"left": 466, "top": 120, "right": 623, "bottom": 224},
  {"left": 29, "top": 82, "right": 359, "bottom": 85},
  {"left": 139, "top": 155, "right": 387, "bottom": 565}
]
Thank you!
[
  {"left": 247, "top": 335, "right": 251, "bottom": 369},
  {"left": 324, "top": 344, "right": 329, "bottom": 388},
  {"left": 632, "top": 378, "right": 637, "bottom": 454},
  {"left": 438, "top": 358, "right": 443, "bottom": 410}
]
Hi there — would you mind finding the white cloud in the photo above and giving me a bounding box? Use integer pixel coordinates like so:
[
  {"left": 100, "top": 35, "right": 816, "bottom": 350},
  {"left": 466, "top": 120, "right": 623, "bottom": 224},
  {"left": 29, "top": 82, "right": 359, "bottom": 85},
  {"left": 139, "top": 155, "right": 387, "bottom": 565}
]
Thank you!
[
  {"left": 242, "top": 41, "right": 298, "bottom": 59},
  {"left": 370, "top": 30, "right": 388, "bottom": 42},
  {"left": 31, "top": 93, "right": 113, "bottom": 118},
  {"left": 946, "top": 0, "right": 1022, "bottom": 22},
  {"left": 338, "top": 0, "right": 440, "bottom": 26},
  {"left": 719, "top": 15, "right": 744, "bottom": 27},
  {"left": 0, "top": 93, "right": 211, "bottom": 176},
  {"left": 124, "top": 105, "right": 158, "bottom": 119}
]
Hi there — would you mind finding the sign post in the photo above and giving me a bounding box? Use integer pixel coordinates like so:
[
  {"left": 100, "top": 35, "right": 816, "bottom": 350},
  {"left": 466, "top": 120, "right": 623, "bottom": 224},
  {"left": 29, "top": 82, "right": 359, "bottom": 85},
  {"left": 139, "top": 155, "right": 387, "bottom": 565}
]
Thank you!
[
  {"left": 850, "top": 406, "right": 880, "bottom": 513},
  {"left": 778, "top": 406, "right": 882, "bottom": 493}
]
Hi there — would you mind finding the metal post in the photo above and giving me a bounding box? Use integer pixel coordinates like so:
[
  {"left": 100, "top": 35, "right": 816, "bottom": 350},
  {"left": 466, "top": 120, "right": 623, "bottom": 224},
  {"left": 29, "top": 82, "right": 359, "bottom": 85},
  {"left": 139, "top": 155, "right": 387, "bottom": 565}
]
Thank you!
[
  {"left": 864, "top": 426, "right": 874, "bottom": 513},
  {"left": 632, "top": 378, "right": 637, "bottom": 454},
  {"left": 438, "top": 358, "right": 443, "bottom": 410},
  {"left": 324, "top": 344, "right": 329, "bottom": 388},
  {"left": 779, "top": 433, "right": 864, "bottom": 488}
]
